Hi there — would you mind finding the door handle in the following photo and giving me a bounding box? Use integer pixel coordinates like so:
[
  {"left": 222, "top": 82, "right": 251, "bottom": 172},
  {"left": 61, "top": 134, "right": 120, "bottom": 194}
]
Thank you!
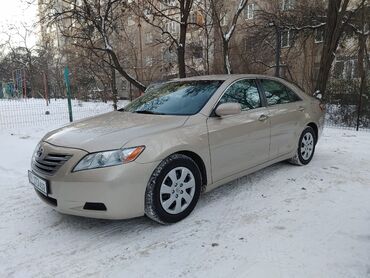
[
  {"left": 258, "top": 114, "right": 269, "bottom": 121},
  {"left": 298, "top": 106, "right": 305, "bottom": 112}
]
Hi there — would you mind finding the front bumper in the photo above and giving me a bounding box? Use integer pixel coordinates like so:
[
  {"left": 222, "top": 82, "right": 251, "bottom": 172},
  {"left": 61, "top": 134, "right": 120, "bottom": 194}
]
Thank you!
[{"left": 30, "top": 142, "right": 159, "bottom": 220}]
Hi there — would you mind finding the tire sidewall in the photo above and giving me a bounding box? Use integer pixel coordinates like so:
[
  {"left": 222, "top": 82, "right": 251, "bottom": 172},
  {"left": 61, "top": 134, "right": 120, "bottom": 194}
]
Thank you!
[
  {"left": 297, "top": 127, "right": 316, "bottom": 165},
  {"left": 150, "top": 155, "right": 201, "bottom": 223}
]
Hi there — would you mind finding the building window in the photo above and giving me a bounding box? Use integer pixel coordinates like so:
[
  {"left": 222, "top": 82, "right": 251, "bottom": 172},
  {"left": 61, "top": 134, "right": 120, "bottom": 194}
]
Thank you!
[
  {"left": 144, "top": 56, "right": 154, "bottom": 67},
  {"left": 244, "top": 4, "right": 255, "bottom": 20},
  {"left": 128, "top": 16, "right": 135, "bottom": 26},
  {"left": 280, "top": 30, "right": 291, "bottom": 48},
  {"left": 314, "top": 28, "right": 324, "bottom": 43},
  {"left": 282, "top": 0, "right": 294, "bottom": 11},
  {"left": 145, "top": 33, "right": 153, "bottom": 44},
  {"left": 189, "top": 12, "right": 196, "bottom": 23},
  {"left": 365, "top": 23, "right": 370, "bottom": 33},
  {"left": 333, "top": 59, "right": 358, "bottom": 79},
  {"left": 163, "top": 0, "right": 176, "bottom": 7},
  {"left": 144, "top": 8, "right": 152, "bottom": 16},
  {"left": 343, "top": 59, "right": 357, "bottom": 79},
  {"left": 220, "top": 14, "right": 227, "bottom": 26},
  {"left": 188, "top": 11, "right": 203, "bottom": 25},
  {"left": 244, "top": 37, "right": 256, "bottom": 52},
  {"left": 191, "top": 44, "right": 203, "bottom": 59},
  {"left": 165, "top": 21, "right": 179, "bottom": 34},
  {"left": 163, "top": 48, "right": 177, "bottom": 63}
]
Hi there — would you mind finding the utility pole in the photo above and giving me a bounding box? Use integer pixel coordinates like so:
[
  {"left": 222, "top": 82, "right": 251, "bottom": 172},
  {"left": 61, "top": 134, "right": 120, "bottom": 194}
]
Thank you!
[
  {"left": 268, "top": 21, "right": 281, "bottom": 77},
  {"left": 204, "top": 0, "right": 210, "bottom": 74},
  {"left": 23, "top": 69, "right": 27, "bottom": 97},
  {"left": 111, "top": 67, "right": 118, "bottom": 110},
  {"left": 63, "top": 66, "right": 73, "bottom": 122},
  {"left": 356, "top": 5, "right": 367, "bottom": 131},
  {"left": 138, "top": 16, "right": 144, "bottom": 83},
  {"left": 43, "top": 71, "right": 49, "bottom": 106},
  {"left": 274, "top": 24, "right": 281, "bottom": 77},
  {"left": 12, "top": 70, "right": 16, "bottom": 97}
]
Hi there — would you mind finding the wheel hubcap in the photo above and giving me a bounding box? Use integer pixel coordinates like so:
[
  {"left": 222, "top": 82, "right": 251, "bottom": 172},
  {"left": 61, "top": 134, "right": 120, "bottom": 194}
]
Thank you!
[
  {"left": 160, "top": 167, "right": 195, "bottom": 215},
  {"left": 300, "top": 132, "right": 314, "bottom": 160}
]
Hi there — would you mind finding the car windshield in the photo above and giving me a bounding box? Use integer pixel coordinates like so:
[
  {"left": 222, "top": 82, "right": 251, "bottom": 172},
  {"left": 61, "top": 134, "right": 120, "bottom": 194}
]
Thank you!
[{"left": 122, "top": 80, "right": 223, "bottom": 116}]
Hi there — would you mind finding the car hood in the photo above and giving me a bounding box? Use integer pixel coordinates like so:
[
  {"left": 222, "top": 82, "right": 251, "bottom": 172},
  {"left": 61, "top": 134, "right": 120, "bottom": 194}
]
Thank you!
[{"left": 43, "top": 111, "right": 189, "bottom": 152}]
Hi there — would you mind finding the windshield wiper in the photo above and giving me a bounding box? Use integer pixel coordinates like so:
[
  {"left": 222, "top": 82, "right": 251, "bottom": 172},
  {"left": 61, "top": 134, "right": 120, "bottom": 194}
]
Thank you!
[{"left": 134, "top": 110, "right": 166, "bottom": 115}]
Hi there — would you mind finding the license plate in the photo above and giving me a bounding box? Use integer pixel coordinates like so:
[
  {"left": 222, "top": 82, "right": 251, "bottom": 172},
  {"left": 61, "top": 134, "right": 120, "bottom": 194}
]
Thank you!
[{"left": 28, "top": 171, "right": 48, "bottom": 196}]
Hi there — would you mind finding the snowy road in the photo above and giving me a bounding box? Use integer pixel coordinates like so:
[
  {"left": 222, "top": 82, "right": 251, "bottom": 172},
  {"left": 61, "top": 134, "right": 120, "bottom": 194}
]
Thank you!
[{"left": 1, "top": 127, "right": 370, "bottom": 278}]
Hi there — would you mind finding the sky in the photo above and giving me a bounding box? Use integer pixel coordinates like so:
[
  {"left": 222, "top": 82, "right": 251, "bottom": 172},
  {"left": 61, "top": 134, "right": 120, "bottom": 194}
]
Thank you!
[{"left": 0, "top": 0, "right": 38, "bottom": 48}]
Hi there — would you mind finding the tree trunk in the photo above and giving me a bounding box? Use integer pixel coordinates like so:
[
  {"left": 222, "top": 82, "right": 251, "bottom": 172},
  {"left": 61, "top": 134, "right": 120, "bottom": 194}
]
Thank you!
[
  {"left": 107, "top": 49, "right": 146, "bottom": 92},
  {"left": 356, "top": 8, "right": 367, "bottom": 131},
  {"left": 111, "top": 67, "right": 118, "bottom": 111},
  {"left": 223, "top": 39, "right": 231, "bottom": 74},
  {"left": 315, "top": 0, "right": 349, "bottom": 97},
  {"left": 203, "top": 0, "right": 210, "bottom": 75},
  {"left": 274, "top": 25, "right": 281, "bottom": 77},
  {"left": 178, "top": 22, "right": 187, "bottom": 78}
]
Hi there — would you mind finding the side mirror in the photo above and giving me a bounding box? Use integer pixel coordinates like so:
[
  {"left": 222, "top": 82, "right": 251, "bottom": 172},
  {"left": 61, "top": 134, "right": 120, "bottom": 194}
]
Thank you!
[{"left": 215, "top": 103, "right": 241, "bottom": 117}]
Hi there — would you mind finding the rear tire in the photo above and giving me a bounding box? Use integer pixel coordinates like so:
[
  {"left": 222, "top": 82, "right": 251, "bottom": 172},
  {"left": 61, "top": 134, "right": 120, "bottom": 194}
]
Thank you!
[
  {"left": 145, "top": 154, "right": 201, "bottom": 224},
  {"left": 289, "top": 126, "right": 316, "bottom": 166}
]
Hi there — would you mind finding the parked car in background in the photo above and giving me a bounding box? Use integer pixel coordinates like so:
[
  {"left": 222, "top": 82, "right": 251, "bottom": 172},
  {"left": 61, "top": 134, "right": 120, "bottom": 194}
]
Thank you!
[{"left": 29, "top": 74, "right": 325, "bottom": 224}]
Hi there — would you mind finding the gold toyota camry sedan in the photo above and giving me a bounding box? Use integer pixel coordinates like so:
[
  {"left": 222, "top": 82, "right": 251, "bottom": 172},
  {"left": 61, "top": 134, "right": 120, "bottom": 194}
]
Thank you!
[{"left": 29, "top": 74, "right": 325, "bottom": 223}]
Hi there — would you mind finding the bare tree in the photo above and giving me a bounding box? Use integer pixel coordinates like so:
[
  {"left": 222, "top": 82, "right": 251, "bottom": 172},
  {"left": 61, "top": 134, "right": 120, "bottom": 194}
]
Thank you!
[
  {"left": 133, "top": 0, "right": 195, "bottom": 78},
  {"left": 1, "top": 23, "right": 39, "bottom": 97},
  {"left": 347, "top": 2, "right": 369, "bottom": 130},
  {"left": 210, "top": 0, "right": 248, "bottom": 74},
  {"left": 42, "top": 0, "right": 146, "bottom": 92},
  {"left": 315, "top": 0, "right": 351, "bottom": 97}
]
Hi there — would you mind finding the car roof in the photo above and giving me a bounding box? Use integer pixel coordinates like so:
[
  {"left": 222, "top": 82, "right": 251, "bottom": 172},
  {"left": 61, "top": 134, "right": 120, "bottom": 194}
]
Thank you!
[
  {"left": 172, "top": 74, "right": 288, "bottom": 83},
  {"left": 170, "top": 74, "right": 309, "bottom": 99}
]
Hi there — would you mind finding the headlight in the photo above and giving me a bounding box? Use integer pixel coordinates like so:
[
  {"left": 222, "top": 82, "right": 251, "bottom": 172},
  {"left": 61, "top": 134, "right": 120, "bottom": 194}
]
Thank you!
[
  {"left": 73, "top": 146, "right": 145, "bottom": 172},
  {"left": 32, "top": 142, "right": 41, "bottom": 159}
]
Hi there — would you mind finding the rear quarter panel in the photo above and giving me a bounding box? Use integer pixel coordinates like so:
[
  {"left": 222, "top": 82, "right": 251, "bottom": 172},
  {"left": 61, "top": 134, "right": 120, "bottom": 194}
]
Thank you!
[{"left": 281, "top": 79, "right": 325, "bottom": 141}]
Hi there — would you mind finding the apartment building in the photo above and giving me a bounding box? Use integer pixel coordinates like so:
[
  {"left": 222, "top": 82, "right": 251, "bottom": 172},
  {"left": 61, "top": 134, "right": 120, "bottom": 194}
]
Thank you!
[
  {"left": 125, "top": 0, "right": 328, "bottom": 93},
  {"left": 38, "top": 0, "right": 367, "bottom": 98},
  {"left": 38, "top": 0, "right": 70, "bottom": 60}
]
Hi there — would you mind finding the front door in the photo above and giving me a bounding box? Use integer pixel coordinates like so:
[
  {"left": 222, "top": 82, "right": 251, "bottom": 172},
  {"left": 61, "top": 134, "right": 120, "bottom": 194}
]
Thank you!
[{"left": 207, "top": 79, "right": 271, "bottom": 182}]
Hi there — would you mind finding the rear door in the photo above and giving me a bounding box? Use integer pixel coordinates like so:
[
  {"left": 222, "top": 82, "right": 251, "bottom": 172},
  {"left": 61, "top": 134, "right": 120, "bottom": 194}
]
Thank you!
[
  {"left": 259, "top": 79, "right": 306, "bottom": 159},
  {"left": 207, "top": 78, "right": 271, "bottom": 182}
]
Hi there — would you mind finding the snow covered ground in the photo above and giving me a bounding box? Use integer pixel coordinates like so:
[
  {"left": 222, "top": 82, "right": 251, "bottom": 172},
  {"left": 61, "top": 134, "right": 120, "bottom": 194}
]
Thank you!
[{"left": 0, "top": 117, "right": 370, "bottom": 277}]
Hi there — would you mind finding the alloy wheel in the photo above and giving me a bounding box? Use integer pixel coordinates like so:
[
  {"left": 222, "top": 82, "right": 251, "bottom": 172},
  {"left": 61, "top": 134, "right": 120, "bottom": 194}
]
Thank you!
[
  {"left": 159, "top": 167, "right": 196, "bottom": 215},
  {"left": 300, "top": 132, "right": 314, "bottom": 160}
]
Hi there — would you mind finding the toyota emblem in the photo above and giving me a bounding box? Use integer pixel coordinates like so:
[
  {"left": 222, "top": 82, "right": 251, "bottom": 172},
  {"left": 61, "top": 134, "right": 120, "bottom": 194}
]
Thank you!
[{"left": 36, "top": 146, "right": 44, "bottom": 158}]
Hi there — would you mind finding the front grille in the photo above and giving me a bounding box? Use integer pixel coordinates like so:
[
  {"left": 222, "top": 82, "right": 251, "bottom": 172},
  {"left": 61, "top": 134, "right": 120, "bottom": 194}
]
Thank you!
[{"left": 32, "top": 153, "right": 72, "bottom": 175}]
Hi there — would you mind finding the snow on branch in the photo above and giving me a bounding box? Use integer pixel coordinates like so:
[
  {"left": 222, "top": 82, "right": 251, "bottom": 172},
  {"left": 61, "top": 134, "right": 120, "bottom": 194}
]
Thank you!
[
  {"left": 238, "top": 0, "right": 247, "bottom": 11},
  {"left": 346, "top": 22, "right": 370, "bottom": 36},
  {"left": 225, "top": 25, "right": 236, "bottom": 41},
  {"left": 286, "top": 22, "right": 326, "bottom": 31},
  {"left": 101, "top": 16, "right": 113, "bottom": 51},
  {"left": 223, "top": 0, "right": 248, "bottom": 42}
]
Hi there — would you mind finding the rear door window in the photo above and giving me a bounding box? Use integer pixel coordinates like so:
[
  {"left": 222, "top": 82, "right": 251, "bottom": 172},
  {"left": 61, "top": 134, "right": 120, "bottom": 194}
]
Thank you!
[{"left": 260, "top": 79, "right": 301, "bottom": 105}]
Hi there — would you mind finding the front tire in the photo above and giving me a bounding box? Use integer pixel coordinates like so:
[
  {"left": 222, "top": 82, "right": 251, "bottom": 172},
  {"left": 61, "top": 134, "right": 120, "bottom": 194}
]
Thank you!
[
  {"left": 289, "top": 126, "right": 316, "bottom": 166},
  {"left": 145, "top": 154, "right": 201, "bottom": 224}
]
